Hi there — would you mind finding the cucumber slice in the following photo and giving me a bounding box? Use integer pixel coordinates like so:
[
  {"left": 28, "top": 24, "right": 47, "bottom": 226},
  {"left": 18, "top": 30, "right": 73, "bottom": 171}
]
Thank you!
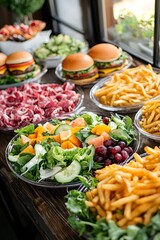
[
  {"left": 54, "top": 160, "right": 81, "bottom": 183},
  {"left": 89, "top": 145, "right": 95, "bottom": 156},
  {"left": 85, "top": 134, "right": 97, "bottom": 143},
  {"left": 108, "top": 121, "right": 117, "bottom": 130},
  {"left": 8, "top": 155, "right": 19, "bottom": 162},
  {"left": 54, "top": 124, "right": 72, "bottom": 135}
]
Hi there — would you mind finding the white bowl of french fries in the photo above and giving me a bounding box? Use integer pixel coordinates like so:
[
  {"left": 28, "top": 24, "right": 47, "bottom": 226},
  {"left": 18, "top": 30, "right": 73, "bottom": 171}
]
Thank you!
[
  {"left": 90, "top": 64, "right": 160, "bottom": 113},
  {"left": 134, "top": 96, "right": 160, "bottom": 142}
]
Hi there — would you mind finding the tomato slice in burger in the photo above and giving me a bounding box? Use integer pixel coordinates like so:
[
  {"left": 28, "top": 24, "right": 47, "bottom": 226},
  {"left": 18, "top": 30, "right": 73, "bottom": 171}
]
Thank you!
[
  {"left": 0, "top": 65, "right": 6, "bottom": 70},
  {"left": 7, "top": 60, "right": 34, "bottom": 68}
]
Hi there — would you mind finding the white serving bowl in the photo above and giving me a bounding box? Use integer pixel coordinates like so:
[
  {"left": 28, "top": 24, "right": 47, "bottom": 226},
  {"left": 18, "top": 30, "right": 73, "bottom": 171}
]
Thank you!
[{"left": 0, "top": 30, "right": 52, "bottom": 55}]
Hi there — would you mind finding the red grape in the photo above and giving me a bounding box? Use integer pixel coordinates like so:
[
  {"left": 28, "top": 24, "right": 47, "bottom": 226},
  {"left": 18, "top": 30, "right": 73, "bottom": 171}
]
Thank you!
[
  {"left": 95, "top": 145, "right": 107, "bottom": 157},
  {"left": 104, "top": 139, "right": 116, "bottom": 147},
  {"left": 127, "top": 146, "right": 133, "bottom": 155},
  {"left": 114, "top": 153, "right": 123, "bottom": 162},
  {"left": 118, "top": 141, "right": 126, "bottom": 149},
  {"left": 93, "top": 135, "right": 134, "bottom": 167},
  {"left": 109, "top": 154, "right": 115, "bottom": 160},
  {"left": 107, "top": 146, "right": 113, "bottom": 152},
  {"left": 104, "top": 159, "right": 112, "bottom": 166},
  {"left": 121, "top": 150, "right": 129, "bottom": 160},
  {"left": 94, "top": 156, "right": 104, "bottom": 163},
  {"left": 111, "top": 145, "right": 121, "bottom": 155},
  {"left": 102, "top": 116, "right": 109, "bottom": 125},
  {"left": 123, "top": 147, "right": 134, "bottom": 155}
]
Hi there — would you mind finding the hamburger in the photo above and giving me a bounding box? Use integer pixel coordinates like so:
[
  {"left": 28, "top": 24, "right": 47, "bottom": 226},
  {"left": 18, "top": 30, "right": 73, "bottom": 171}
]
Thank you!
[
  {"left": 62, "top": 52, "right": 99, "bottom": 85},
  {"left": 0, "top": 52, "right": 7, "bottom": 78},
  {"left": 88, "top": 43, "right": 128, "bottom": 78},
  {"left": 6, "top": 51, "right": 41, "bottom": 80}
]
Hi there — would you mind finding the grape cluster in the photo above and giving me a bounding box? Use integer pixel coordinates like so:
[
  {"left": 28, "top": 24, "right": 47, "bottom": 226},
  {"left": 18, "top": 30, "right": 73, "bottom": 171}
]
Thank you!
[{"left": 94, "top": 139, "right": 133, "bottom": 167}]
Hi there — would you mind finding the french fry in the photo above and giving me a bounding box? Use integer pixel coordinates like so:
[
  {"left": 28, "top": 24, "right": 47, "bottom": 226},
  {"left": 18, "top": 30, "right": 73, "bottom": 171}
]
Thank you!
[
  {"left": 104, "top": 190, "right": 110, "bottom": 210},
  {"left": 97, "top": 183, "right": 105, "bottom": 205},
  {"left": 131, "top": 202, "right": 153, "bottom": 219},
  {"left": 144, "top": 205, "right": 158, "bottom": 224},
  {"left": 124, "top": 202, "right": 132, "bottom": 219},
  {"left": 102, "top": 183, "right": 122, "bottom": 191},
  {"left": 92, "top": 195, "right": 99, "bottom": 204},
  {"left": 135, "top": 193, "right": 160, "bottom": 204},
  {"left": 85, "top": 200, "right": 95, "bottom": 207},
  {"left": 111, "top": 195, "right": 139, "bottom": 208},
  {"left": 117, "top": 217, "right": 128, "bottom": 227},
  {"left": 94, "top": 205, "right": 106, "bottom": 217},
  {"left": 127, "top": 217, "right": 143, "bottom": 226},
  {"left": 106, "top": 211, "right": 112, "bottom": 220},
  {"left": 133, "top": 189, "right": 157, "bottom": 195},
  {"left": 115, "top": 174, "right": 123, "bottom": 183}
]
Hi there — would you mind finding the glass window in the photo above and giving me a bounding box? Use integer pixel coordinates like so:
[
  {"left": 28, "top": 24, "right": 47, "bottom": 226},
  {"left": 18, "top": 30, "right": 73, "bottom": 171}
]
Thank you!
[
  {"left": 47, "top": 0, "right": 88, "bottom": 41},
  {"left": 99, "top": 0, "right": 155, "bottom": 65},
  {"left": 55, "top": 0, "right": 84, "bottom": 40}
]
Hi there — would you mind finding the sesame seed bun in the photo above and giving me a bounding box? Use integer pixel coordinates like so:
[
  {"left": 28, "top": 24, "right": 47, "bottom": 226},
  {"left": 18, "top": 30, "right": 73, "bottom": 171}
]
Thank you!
[
  {"left": 62, "top": 52, "right": 94, "bottom": 71},
  {"left": 88, "top": 43, "right": 122, "bottom": 62}
]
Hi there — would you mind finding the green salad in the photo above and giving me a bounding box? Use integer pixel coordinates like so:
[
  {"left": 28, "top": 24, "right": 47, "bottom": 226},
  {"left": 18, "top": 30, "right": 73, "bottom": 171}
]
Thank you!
[
  {"left": 34, "top": 34, "right": 87, "bottom": 60},
  {"left": 7, "top": 113, "right": 137, "bottom": 185}
]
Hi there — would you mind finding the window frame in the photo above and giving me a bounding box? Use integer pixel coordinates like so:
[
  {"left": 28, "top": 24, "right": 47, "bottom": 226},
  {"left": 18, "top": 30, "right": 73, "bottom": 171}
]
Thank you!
[{"left": 45, "top": 0, "right": 101, "bottom": 46}]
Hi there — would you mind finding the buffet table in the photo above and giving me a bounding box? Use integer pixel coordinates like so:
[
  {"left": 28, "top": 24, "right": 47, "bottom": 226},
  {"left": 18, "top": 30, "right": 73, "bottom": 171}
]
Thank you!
[{"left": 0, "top": 64, "right": 157, "bottom": 240}]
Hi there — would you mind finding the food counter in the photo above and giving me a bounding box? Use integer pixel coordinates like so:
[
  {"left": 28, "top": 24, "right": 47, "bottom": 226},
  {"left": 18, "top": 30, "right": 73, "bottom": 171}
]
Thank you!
[{"left": 0, "top": 60, "right": 157, "bottom": 240}]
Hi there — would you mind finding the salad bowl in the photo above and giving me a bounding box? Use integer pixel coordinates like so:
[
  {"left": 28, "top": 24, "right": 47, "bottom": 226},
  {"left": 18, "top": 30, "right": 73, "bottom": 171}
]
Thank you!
[
  {"left": 5, "top": 112, "right": 139, "bottom": 188},
  {"left": 134, "top": 109, "right": 160, "bottom": 142},
  {"left": 90, "top": 64, "right": 160, "bottom": 113}
]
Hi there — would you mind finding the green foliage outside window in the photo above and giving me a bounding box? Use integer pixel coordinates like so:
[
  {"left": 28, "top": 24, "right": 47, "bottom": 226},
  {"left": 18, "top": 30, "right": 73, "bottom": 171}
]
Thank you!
[{"left": 115, "top": 10, "right": 154, "bottom": 41}]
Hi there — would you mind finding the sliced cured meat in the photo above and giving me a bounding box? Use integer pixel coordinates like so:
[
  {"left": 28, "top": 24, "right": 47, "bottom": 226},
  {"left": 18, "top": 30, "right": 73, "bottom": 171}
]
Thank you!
[{"left": 0, "top": 82, "right": 81, "bottom": 129}]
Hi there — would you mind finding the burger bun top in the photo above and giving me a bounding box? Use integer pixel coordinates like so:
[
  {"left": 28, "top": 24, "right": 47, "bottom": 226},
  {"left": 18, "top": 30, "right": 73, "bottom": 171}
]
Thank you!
[
  {"left": 6, "top": 51, "right": 33, "bottom": 65},
  {"left": 88, "top": 43, "right": 122, "bottom": 62},
  {"left": 0, "top": 52, "right": 7, "bottom": 67},
  {"left": 62, "top": 52, "right": 94, "bottom": 72}
]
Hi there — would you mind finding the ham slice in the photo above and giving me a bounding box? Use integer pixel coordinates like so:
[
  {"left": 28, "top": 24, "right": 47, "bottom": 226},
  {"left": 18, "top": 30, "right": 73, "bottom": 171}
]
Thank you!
[{"left": 0, "top": 82, "right": 81, "bottom": 129}]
